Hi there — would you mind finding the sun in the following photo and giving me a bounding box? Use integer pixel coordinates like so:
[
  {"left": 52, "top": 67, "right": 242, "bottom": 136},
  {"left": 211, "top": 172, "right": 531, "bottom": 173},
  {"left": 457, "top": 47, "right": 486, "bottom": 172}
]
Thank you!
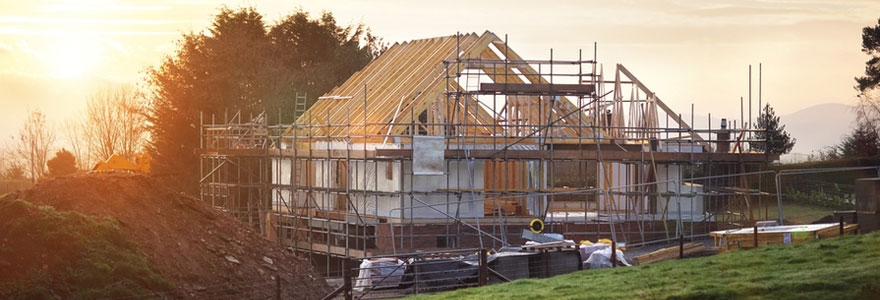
[{"left": 44, "top": 35, "right": 103, "bottom": 78}]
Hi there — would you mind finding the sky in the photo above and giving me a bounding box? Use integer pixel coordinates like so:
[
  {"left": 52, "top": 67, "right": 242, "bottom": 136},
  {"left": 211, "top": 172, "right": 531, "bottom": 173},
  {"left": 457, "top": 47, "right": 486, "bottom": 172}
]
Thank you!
[{"left": 1, "top": 0, "right": 878, "bottom": 155}]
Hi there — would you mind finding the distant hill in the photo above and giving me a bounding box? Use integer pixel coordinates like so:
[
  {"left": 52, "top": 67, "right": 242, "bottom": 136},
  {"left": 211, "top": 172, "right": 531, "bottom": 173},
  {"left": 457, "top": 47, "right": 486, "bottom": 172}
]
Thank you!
[{"left": 780, "top": 103, "right": 855, "bottom": 160}]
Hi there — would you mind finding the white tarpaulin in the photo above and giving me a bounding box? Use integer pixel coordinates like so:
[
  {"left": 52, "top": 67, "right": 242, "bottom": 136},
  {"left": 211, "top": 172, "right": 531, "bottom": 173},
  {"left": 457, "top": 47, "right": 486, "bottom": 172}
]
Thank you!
[
  {"left": 585, "top": 247, "right": 630, "bottom": 269},
  {"left": 354, "top": 258, "right": 405, "bottom": 291}
]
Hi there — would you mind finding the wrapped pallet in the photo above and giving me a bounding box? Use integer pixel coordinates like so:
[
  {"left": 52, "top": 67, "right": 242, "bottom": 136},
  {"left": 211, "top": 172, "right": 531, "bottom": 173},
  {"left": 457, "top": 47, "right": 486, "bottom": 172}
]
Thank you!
[{"left": 354, "top": 258, "right": 405, "bottom": 292}]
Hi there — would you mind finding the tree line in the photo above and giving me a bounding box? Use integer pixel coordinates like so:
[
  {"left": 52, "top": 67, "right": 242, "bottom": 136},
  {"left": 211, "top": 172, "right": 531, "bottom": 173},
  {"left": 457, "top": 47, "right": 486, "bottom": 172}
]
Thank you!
[
  {"left": 1, "top": 85, "right": 148, "bottom": 182},
  {"left": 0, "top": 7, "right": 382, "bottom": 188}
]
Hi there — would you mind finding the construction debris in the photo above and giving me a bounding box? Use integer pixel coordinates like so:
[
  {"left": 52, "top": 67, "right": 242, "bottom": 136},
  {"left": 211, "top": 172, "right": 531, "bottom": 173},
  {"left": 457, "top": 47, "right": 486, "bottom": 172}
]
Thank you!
[{"left": 225, "top": 255, "right": 241, "bottom": 264}]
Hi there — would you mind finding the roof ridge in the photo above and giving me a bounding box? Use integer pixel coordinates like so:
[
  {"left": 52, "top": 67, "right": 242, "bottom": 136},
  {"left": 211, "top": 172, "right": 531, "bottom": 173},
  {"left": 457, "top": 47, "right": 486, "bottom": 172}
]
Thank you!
[{"left": 401, "top": 31, "right": 483, "bottom": 43}]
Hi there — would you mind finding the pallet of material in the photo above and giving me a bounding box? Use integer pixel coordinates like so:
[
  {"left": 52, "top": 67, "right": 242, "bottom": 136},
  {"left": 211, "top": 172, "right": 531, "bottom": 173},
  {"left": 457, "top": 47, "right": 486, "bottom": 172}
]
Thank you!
[
  {"left": 633, "top": 242, "right": 710, "bottom": 265},
  {"left": 521, "top": 241, "right": 578, "bottom": 252},
  {"left": 710, "top": 223, "right": 858, "bottom": 252}
]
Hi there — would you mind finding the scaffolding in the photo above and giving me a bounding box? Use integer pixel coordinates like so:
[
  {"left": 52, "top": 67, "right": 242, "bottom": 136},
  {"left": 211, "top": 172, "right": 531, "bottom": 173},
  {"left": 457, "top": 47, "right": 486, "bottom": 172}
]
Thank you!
[{"left": 199, "top": 31, "right": 777, "bottom": 275}]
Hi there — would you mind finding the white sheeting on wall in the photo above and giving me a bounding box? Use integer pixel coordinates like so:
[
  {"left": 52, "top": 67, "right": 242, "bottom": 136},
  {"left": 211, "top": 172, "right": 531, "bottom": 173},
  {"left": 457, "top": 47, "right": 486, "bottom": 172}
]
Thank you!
[{"left": 412, "top": 136, "right": 445, "bottom": 175}]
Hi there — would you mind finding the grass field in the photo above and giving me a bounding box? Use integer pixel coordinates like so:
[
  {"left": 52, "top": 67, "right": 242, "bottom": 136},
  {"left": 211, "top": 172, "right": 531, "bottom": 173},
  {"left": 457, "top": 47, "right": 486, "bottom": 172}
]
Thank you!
[
  {"left": 410, "top": 232, "right": 880, "bottom": 300},
  {"left": 746, "top": 201, "right": 836, "bottom": 225}
]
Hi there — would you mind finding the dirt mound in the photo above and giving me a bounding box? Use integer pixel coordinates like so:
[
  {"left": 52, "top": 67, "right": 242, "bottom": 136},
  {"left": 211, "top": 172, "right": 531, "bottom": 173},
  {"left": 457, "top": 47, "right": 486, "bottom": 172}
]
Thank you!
[
  {"left": 9, "top": 172, "right": 330, "bottom": 299},
  {"left": 0, "top": 197, "right": 172, "bottom": 298}
]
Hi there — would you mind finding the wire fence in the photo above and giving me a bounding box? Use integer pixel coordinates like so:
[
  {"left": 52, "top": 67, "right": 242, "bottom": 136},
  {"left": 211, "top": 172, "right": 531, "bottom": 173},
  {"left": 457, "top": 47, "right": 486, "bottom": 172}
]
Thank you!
[
  {"left": 321, "top": 246, "right": 588, "bottom": 300},
  {"left": 0, "top": 180, "right": 32, "bottom": 195}
]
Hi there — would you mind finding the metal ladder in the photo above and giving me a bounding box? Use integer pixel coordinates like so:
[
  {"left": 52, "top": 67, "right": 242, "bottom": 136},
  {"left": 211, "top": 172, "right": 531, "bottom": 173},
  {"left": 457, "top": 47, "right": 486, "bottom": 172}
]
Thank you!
[{"left": 294, "top": 92, "right": 307, "bottom": 120}]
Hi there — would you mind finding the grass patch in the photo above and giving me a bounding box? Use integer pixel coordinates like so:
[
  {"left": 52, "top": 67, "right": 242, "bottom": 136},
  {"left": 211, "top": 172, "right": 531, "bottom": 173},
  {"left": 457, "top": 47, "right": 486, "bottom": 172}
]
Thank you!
[
  {"left": 743, "top": 201, "right": 834, "bottom": 224},
  {"left": 409, "top": 232, "right": 880, "bottom": 300},
  {"left": 0, "top": 197, "right": 172, "bottom": 299}
]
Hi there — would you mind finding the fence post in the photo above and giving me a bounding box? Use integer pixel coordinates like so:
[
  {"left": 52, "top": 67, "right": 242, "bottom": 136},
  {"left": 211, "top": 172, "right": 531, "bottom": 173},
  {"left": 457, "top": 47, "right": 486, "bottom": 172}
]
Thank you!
[
  {"left": 839, "top": 217, "right": 844, "bottom": 237},
  {"left": 479, "top": 248, "right": 488, "bottom": 286},
  {"left": 854, "top": 212, "right": 859, "bottom": 234},
  {"left": 343, "top": 258, "right": 353, "bottom": 300},
  {"left": 754, "top": 225, "right": 759, "bottom": 248},
  {"left": 543, "top": 249, "right": 551, "bottom": 277},
  {"left": 679, "top": 234, "right": 684, "bottom": 259},
  {"left": 610, "top": 240, "right": 617, "bottom": 268},
  {"left": 275, "top": 275, "right": 281, "bottom": 300}
]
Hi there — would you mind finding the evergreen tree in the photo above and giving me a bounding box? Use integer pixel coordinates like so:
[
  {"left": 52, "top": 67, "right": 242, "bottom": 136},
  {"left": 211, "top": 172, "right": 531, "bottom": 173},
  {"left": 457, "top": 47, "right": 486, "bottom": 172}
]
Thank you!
[
  {"left": 856, "top": 18, "right": 880, "bottom": 92},
  {"left": 147, "top": 7, "right": 381, "bottom": 192},
  {"left": 855, "top": 19, "right": 880, "bottom": 137},
  {"left": 47, "top": 148, "right": 78, "bottom": 177},
  {"left": 836, "top": 123, "right": 880, "bottom": 158},
  {"left": 751, "top": 104, "right": 795, "bottom": 154}
]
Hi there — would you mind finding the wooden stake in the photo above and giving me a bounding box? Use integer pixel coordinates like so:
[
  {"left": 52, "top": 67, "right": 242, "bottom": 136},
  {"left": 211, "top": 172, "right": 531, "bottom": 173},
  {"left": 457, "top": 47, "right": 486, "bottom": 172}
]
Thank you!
[
  {"left": 679, "top": 235, "right": 684, "bottom": 259},
  {"left": 275, "top": 275, "right": 281, "bottom": 300},
  {"left": 754, "top": 225, "right": 759, "bottom": 248},
  {"left": 611, "top": 240, "right": 617, "bottom": 267}
]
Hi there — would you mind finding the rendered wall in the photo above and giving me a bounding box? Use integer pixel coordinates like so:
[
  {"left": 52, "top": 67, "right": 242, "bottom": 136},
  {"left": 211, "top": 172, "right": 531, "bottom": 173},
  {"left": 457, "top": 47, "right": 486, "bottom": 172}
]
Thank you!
[
  {"left": 271, "top": 156, "right": 487, "bottom": 219},
  {"left": 656, "top": 165, "right": 705, "bottom": 220}
]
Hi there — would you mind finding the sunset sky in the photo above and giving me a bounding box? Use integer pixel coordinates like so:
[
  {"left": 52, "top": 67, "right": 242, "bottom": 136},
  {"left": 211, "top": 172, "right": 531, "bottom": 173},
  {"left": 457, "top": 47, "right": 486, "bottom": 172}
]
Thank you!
[{"left": 1, "top": 0, "right": 878, "bottom": 156}]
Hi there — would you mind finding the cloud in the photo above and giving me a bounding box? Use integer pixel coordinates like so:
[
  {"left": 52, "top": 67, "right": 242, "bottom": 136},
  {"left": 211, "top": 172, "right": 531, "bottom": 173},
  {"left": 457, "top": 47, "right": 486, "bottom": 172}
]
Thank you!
[
  {"left": 686, "top": 5, "right": 825, "bottom": 17},
  {"left": 0, "top": 41, "right": 10, "bottom": 53},
  {"left": 40, "top": 3, "right": 173, "bottom": 13}
]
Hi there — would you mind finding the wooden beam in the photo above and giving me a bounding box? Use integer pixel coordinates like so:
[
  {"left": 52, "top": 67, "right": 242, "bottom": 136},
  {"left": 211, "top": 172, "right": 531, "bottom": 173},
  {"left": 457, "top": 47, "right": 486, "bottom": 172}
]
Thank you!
[
  {"left": 480, "top": 83, "right": 595, "bottom": 95},
  {"left": 616, "top": 64, "right": 711, "bottom": 151}
]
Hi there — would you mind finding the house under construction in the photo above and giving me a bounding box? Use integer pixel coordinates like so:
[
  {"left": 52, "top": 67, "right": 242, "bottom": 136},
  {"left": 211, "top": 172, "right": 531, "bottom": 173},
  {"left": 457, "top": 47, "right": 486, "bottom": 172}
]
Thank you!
[{"left": 200, "top": 31, "right": 777, "bottom": 272}]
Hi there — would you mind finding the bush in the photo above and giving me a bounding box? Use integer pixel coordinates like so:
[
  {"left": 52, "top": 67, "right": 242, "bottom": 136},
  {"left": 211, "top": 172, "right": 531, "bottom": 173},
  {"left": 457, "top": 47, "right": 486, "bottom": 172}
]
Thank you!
[{"left": 786, "top": 184, "right": 854, "bottom": 210}]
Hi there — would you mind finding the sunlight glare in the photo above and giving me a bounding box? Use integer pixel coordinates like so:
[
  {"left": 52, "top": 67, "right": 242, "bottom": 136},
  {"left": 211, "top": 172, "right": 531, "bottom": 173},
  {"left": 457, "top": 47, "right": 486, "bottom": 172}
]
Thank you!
[{"left": 44, "top": 35, "right": 103, "bottom": 78}]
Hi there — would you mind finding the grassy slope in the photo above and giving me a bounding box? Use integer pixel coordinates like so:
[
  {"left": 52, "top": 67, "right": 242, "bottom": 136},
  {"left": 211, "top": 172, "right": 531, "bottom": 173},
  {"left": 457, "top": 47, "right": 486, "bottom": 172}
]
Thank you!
[
  {"left": 412, "top": 232, "right": 880, "bottom": 300},
  {"left": 0, "top": 196, "right": 172, "bottom": 299}
]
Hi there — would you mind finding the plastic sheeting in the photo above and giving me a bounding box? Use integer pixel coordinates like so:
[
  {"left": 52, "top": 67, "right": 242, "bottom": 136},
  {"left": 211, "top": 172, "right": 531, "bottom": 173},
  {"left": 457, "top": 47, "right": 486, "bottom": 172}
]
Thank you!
[
  {"left": 401, "top": 259, "right": 478, "bottom": 293},
  {"left": 585, "top": 247, "right": 630, "bottom": 269},
  {"left": 354, "top": 258, "right": 406, "bottom": 291},
  {"left": 412, "top": 136, "right": 444, "bottom": 175}
]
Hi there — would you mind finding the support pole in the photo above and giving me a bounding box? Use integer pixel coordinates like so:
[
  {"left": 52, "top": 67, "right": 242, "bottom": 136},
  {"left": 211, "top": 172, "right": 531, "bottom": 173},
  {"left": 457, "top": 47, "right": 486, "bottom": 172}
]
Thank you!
[
  {"left": 479, "top": 249, "right": 488, "bottom": 286},
  {"left": 775, "top": 173, "right": 784, "bottom": 225},
  {"left": 343, "top": 258, "right": 353, "bottom": 300}
]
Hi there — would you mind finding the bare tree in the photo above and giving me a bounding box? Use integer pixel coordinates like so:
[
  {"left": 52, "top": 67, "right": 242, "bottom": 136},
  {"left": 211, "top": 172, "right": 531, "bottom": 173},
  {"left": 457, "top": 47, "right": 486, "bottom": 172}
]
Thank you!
[
  {"left": 856, "top": 89, "right": 880, "bottom": 132},
  {"left": 14, "top": 110, "right": 56, "bottom": 182},
  {"left": 0, "top": 145, "right": 8, "bottom": 176},
  {"left": 63, "top": 118, "right": 91, "bottom": 170},
  {"left": 83, "top": 85, "right": 149, "bottom": 163}
]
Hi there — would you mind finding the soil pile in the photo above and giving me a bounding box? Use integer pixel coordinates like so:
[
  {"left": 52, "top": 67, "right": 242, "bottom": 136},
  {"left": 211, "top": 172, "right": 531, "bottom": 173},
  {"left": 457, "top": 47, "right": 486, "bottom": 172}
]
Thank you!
[{"left": 3, "top": 172, "right": 330, "bottom": 299}]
